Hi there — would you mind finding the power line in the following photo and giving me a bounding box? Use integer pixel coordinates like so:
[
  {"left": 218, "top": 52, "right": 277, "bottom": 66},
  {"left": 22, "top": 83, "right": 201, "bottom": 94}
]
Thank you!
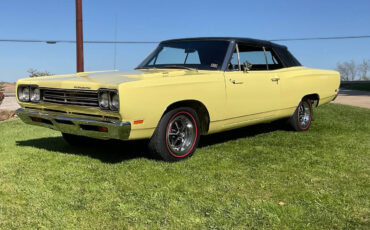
[
  {"left": 0, "top": 35, "right": 370, "bottom": 44},
  {"left": 0, "top": 39, "right": 158, "bottom": 44},
  {"left": 270, "top": 35, "right": 370, "bottom": 41}
]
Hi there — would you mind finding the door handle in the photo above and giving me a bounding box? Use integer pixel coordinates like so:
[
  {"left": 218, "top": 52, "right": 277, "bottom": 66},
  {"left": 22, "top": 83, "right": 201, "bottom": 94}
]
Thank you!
[
  {"left": 229, "top": 79, "right": 243, "bottom": 84},
  {"left": 271, "top": 77, "right": 280, "bottom": 83}
]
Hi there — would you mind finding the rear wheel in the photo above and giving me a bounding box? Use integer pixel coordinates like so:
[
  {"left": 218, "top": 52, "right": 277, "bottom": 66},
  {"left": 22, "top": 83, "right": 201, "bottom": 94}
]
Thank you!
[
  {"left": 149, "top": 107, "right": 200, "bottom": 161},
  {"left": 289, "top": 98, "right": 313, "bottom": 131}
]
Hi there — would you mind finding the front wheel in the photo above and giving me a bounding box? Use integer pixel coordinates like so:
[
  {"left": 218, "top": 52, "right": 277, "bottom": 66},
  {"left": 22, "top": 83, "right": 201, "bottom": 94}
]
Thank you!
[
  {"left": 289, "top": 98, "right": 313, "bottom": 131},
  {"left": 149, "top": 107, "right": 200, "bottom": 162}
]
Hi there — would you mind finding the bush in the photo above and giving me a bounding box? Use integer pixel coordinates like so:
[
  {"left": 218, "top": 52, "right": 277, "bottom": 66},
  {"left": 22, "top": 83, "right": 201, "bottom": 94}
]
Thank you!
[
  {"left": 0, "top": 92, "right": 4, "bottom": 106},
  {"left": 0, "top": 82, "right": 4, "bottom": 106}
]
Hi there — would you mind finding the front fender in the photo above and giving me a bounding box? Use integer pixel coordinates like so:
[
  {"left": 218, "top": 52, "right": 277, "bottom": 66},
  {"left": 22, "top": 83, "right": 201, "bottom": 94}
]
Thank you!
[{"left": 118, "top": 74, "right": 226, "bottom": 139}]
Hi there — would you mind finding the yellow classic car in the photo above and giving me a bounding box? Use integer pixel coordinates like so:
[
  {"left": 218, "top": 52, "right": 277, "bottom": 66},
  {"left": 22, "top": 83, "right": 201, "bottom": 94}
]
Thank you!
[{"left": 16, "top": 37, "right": 340, "bottom": 161}]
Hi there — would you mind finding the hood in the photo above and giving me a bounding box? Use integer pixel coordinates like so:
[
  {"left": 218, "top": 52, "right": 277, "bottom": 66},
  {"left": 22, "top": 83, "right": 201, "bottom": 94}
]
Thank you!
[{"left": 23, "top": 69, "right": 201, "bottom": 90}]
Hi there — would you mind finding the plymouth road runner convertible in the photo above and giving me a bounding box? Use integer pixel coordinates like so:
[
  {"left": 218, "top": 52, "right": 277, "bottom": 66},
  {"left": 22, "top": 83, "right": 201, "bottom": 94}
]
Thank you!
[{"left": 16, "top": 37, "right": 340, "bottom": 161}]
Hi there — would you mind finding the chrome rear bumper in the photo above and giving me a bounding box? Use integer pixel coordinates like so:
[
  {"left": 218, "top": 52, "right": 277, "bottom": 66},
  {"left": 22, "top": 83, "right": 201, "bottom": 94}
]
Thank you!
[{"left": 16, "top": 108, "right": 131, "bottom": 140}]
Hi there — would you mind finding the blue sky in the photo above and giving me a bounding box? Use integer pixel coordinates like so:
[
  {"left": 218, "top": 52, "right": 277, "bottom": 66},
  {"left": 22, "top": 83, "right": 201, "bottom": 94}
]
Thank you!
[{"left": 0, "top": 0, "right": 369, "bottom": 82}]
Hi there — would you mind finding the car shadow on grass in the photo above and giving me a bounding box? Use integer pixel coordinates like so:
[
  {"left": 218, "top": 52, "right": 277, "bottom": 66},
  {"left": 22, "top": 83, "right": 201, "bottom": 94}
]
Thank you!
[
  {"left": 199, "top": 119, "right": 289, "bottom": 148},
  {"left": 17, "top": 137, "right": 153, "bottom": 163},
  {"left": 16, "top": 119, "right": 290, "bottom": 163}
]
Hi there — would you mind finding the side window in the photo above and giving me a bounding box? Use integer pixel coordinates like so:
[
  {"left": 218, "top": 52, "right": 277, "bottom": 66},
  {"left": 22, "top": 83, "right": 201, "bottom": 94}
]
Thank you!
[
  {"left": 230, "top": 53, "right": 239, "bottom": 65},
  {"left": 239, "top": 50, "right": 267, "bottom": 66},
  {"left": 265, "top": 50, "right": 275, "bottom": 64},
  {"left": 264, "top": 49, "right": 284, "bottom": 70},
  {"left": 228, "top": 44, "right": 283, "bottom": 71}
]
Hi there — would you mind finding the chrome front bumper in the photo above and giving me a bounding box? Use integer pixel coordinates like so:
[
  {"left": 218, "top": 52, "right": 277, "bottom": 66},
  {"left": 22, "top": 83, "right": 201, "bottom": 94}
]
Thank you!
[{"left": 16, "top": 108, "right": 131, "bottom": 140}]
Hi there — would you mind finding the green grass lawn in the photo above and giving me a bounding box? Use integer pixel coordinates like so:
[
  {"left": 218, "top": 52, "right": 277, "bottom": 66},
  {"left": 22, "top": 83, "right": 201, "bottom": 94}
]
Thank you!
[
  {"left": 0, "top": 104, "right": 369, "bottom": 229},
  {"left": 342, "top": 82, "right": 370, "bottom": 91}
]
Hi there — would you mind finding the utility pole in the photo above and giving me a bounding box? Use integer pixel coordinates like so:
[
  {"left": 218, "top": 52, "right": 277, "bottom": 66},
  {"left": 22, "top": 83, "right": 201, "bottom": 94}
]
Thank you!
[{"left": 76, "top": 0, "right": 84, "bottom": 72}]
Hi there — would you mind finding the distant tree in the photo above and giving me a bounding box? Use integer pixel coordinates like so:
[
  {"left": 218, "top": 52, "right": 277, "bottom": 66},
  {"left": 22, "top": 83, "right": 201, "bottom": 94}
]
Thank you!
[
  {"left": 336, "top": 62, "right": 350, "bottom": 81},
  {"left": 0, "top": 82, "right": 4, "bottom": 92},
  {"left": 336, "top": 60, "right": 357, "bottom": 81},
  {"left": 27, "top": 68, "right": 52, "bottom": 78},
  {"left": 336, "top": 63, "right": 348, "bottom": 80},
  {"left": 346, "top": 60, "right": 357, "bottom": 81},
  {"left": 357, "top": 59, "right": 369, "bottom": 80}
]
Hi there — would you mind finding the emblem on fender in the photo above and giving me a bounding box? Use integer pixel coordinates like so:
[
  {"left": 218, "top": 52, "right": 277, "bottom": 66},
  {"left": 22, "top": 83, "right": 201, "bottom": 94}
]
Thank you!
[{"left": 74, "top": 86, "right": 91, "bottom": 90}]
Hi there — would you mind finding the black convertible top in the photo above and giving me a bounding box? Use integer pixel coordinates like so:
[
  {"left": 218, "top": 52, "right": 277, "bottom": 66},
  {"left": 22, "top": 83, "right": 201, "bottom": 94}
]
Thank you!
[
  {"left": 161, "top": 37, "right": 301, "bottom": 67},
  {"left": 162, "top": 37, "right": 286, "bottom": 49}
]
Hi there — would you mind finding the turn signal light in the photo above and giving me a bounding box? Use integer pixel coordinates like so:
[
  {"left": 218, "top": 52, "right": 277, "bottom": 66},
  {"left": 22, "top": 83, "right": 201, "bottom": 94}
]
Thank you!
[
  {"left": 31, "top": 117, "right": 42, "bottom": 122},
  {"left": 134, "top": 120, "right": 144, "bottom": 125},
  {"left": 98, "top": 126, "right": 108, "bottom": 132}
]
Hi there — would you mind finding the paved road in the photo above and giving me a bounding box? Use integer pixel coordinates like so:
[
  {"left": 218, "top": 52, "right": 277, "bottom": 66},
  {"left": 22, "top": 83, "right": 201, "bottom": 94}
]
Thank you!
[
  {"left": 332, "top": 89, "right": 370, "bottom": 109},
  {"left": 0, "top": 89, "right": 369, "bottom": 111}
]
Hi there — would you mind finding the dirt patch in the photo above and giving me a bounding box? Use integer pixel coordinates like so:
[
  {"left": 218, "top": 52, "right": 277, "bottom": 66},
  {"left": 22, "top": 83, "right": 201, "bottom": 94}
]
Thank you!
[
  {"left": 0, "top": 110, "right": 16, "bottom": 121},
  {"left": 1, "top": 82, "right": 16, "bottom": 94}
]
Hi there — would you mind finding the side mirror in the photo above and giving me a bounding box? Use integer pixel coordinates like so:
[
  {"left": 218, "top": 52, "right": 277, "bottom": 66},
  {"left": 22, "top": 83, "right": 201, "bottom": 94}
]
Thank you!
[{"left": 243, "top": 61, "right": 253, "bottom": 72}]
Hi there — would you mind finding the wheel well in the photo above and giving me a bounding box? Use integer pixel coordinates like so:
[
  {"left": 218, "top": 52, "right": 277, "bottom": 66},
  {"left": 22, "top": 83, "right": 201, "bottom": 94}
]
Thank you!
[
  {"left": 163, "top": 100, "right": 210, "bottom": 135},
  {"left": 303, "top": 94, "right": 320, "bottom": 107}
]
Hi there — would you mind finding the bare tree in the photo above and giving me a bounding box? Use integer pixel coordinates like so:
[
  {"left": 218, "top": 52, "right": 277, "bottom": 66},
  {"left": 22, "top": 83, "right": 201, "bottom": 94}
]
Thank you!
[
  {"left": 336, "top": 62, "right": 350, "bottom": 81},
  {"left": 27, "top": 68, "right": 52, "bottom": 78},
  {"left": 346, "top": 61, "right": 357, "bottom": 81},
  {"left": 357, "top": 59, "right": 369, "bottom": 80},
  {"left": 336, "top": 60, "right": 358, "bottom": 81}
]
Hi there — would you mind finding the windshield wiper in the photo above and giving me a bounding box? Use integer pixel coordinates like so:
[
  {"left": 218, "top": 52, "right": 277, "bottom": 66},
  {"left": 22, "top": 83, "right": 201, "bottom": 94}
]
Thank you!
[
  {"left": 160, "top": 65, "right": 198, "bottom": 71},
  {"left": 136, "top": 65, "right": 198, "bottom": 72},
  {"left": 135, "top": 67, "right": 158, "bottom": 70}
]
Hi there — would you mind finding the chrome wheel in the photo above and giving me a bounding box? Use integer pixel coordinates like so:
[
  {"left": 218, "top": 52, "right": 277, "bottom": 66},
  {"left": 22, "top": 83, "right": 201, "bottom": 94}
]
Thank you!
[
  {"left": 298, "top": 101, "right": 311, "bottom": 128},
  {"left": 166, "top": 114, "right": 196, "bottom": 156}
]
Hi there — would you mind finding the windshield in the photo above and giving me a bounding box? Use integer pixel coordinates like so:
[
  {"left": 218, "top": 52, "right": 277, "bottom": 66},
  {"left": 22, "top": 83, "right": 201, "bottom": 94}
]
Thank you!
[{"left": 137, "top": 40, "right": 230, "bottom": 70}]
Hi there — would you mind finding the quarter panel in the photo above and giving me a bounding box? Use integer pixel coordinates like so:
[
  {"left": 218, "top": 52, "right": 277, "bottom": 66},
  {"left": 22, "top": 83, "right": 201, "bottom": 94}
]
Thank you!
[{"left": 276, "top": 67, "right": 340, "bottom": 111}]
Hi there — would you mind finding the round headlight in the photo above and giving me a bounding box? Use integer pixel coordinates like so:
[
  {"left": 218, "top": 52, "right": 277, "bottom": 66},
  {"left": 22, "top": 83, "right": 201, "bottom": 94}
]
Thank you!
[
  {"left": 18, "top": 87, "right": 30, "bottom": 101},
  {"left": 30, "top": 88, "right": 40, "bottom": 102},
  {"left": 99, "top": 92, "right": 109, "bottom": 108},
  {"left": 110, "top": 93, "right": 119, "bottom": 110}
]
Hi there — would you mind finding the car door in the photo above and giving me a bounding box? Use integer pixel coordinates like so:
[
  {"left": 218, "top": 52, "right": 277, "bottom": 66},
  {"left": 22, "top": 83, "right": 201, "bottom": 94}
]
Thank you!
[{"left": 223, "top": 43, "right": 281, "bottom": 125}]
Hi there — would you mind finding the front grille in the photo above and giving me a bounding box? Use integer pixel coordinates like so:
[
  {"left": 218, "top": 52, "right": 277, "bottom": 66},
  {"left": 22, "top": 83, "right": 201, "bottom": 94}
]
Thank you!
[{"left": 41, "top": 88, "right": 99, "bottom": 107}]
